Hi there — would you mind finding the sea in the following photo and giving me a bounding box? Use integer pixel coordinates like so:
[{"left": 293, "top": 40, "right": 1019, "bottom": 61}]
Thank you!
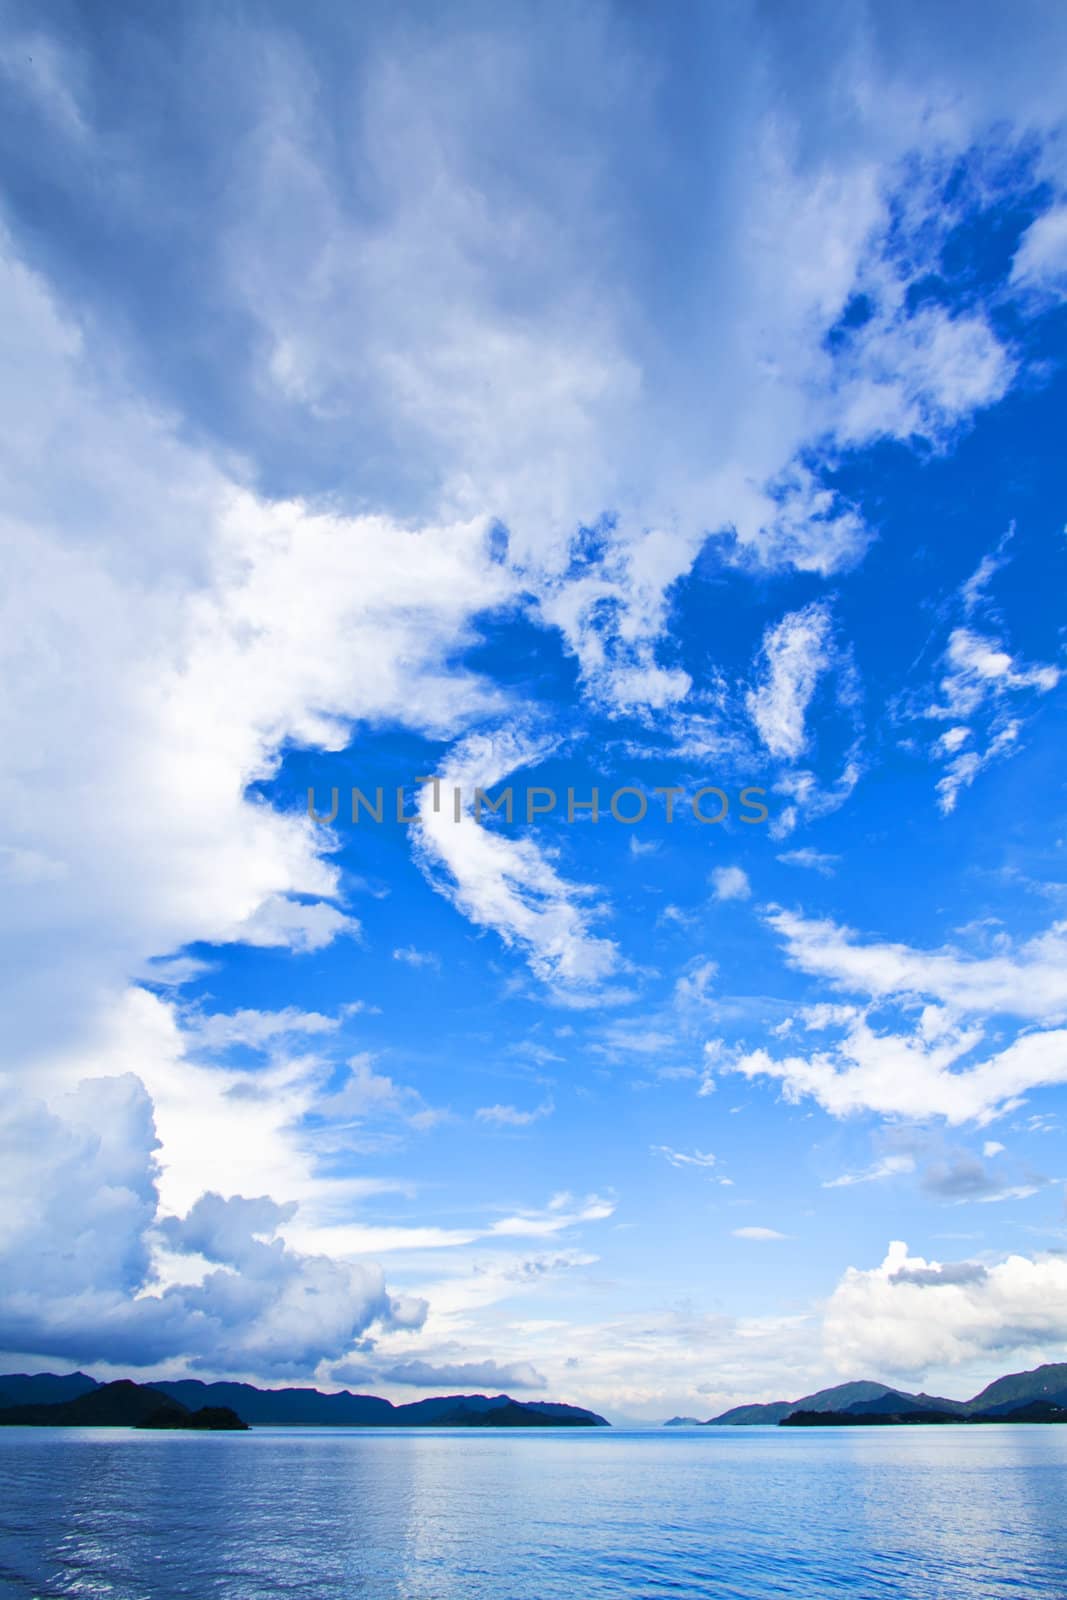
[{"left": 1, "top": 1424, "right": 1065, "bottom": 1599}]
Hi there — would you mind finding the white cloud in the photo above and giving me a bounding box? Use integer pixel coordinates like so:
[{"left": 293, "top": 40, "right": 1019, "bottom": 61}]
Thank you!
[
  {"left": 0, "top": 228, "right": 518, "bottom": 1091},
  {"left": 414, "top": 726, "right": 622, "bottom": 996},
  {"left": 476, "top": 1100, "right": 554, "bottom": 1127},
  {"left": 1011, "top": 204, "right": 1067, "bottom": 294},
  {"left": 777, "top": 848, "right": 840, "bottom": 877},
  {"left": 733, "top": 1227, "right": 788, "bottom": 1241},
  {"left": 652, "top": 1147, "right": 719, "bottom": 1170},
  {"left": 746, "top": 602, "right": 834, "bottom": 760},
  {"left": 3, "top": 7, "right": 1067, "bottom": 1398},
  {"left": 713, "top": 908, "right": 1067, "bottom": 1124},
  {"left": 918, "top": 585, "right": 1060, "bottom": 813},
  {"left": 823, "top": 1154, "right": 916, "bottom": 1188},
  {"left": 711, "top": 866, "right": 751, "bottom": 902},
  {"left": 833, "top": 304, "right": 1014, "bottom": 447},
  {"left": 183, "top": 1007, "right": 339, "bottom": 1054},
  {"left": 0, "top": 1078, "right": 422, "bottom": 1374},
  {"left": 322, "top": 1056, "right": 446, "bottom": 1132},
  {"left": 489, "top": 1193, "right": 615, "bottom": 1239},
  {"left": 673, "top": 958, "right": 718, "bottom": 1010},
  {"left": 766, "top": 907, "right": 1067, "bottom": 1022},
  {"left": 928, "top": 628, "right": 1059, "bottom": 720},
  {"left": 935, "top": 721, "right": 1020, "bottom": 814},
  {"left": 824, "top": 1241, "right": 1067, "bottom": 1378},
  {"left": 728, "top": 1012, "right": 1067, "bottom": 1127},
  {"left": 392, "top": 946, "right": 441, "bottom": 970}
]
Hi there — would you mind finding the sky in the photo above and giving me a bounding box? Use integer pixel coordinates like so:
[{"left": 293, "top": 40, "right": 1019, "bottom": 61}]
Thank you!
[{"left": 2, "top": 0, "right": 1067, "bottom": 1422}]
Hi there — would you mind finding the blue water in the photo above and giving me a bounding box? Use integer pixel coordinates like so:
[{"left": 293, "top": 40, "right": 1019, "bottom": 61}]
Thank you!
[{"left": 1, "top": 1425, "right": 1065, "bottom": 1599}]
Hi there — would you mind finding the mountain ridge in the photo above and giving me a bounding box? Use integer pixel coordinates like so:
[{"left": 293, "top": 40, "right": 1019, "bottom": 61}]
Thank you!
[
  {"left": 0, "top": 1372, "right": 608, "bottom": 1428},
  {"left": 692, "top": 1363, "right": 1067, "bottom": 1426}
]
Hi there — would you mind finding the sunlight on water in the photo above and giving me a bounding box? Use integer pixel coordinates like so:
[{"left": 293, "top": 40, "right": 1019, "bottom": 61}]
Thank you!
[{"left": 1, "top": 1426, "right": 1066, "bottom": 1599}]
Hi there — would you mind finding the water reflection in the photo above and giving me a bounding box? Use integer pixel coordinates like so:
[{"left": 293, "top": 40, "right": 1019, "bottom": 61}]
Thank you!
[{"left": 1, "top": 1425, "right": 1065, "bottom": 1599}]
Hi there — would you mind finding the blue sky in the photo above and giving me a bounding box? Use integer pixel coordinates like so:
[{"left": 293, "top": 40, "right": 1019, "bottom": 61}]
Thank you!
[{"left": 2, "top": 0, "right": 1067, "bottom": 1419}]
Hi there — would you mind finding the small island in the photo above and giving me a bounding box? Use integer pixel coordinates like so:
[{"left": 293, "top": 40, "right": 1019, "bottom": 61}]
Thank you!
[{"left": 137, "top": 1405, "right": 249, "bottom": 1431}]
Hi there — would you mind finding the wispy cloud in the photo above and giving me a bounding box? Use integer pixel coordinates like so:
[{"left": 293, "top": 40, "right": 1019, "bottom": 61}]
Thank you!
[
  {"left": 476, "top": 1099, "right": 555, "bottom": 1127},
  {"left": 652, "top": 1146, "right": 719, "bottom": 1170},
  {"left": 823, "top": 1154, "right": 915, "bottom": 1188},
  {"left": 777, "top": 848, "right": 839, "bottom": 877},
  {"left": 746, "top": 602, "right": 834, "bottom": 761}
]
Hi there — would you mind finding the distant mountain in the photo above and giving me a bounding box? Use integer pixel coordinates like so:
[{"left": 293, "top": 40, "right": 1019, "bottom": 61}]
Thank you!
[
  {"left": 782, "top": 1400, "right": 1067, "bottom": 1427},
  {"left": 150, "top": 1379, "right": 396, "bottom": 1426},
  {"left": 432, "top": 1400, "right": 599, "bottom": 1427},
  {"left": 983, "top": 1401, "right": 1067, "bottom": 1424},
  {"left": 962, "top": 1363, "right": 1067, "bottom": 1416},
  {"left": 0, "top": 1372, "right": 608, "bottom": 1429},
  {"left": 695, "top": 1364, "right": 1067, "bottom": 1426},
  {"left": 706, "top": 1381, "right": 956, "bottom": 1426},
  {"left": 663, "top": 1416, "right": 703, "bottom": 1427},
  {"left": 0, "top": 1380, "right": 189, "bottom": 1427},
  {"left": 707, "top": 1399, "right": 794, "bottom": 1425},
  {"left": 782, "top": 1407, "right": 962, "bottom": 1427},
  {"left": 151, "top": 1381, "right": 607, "bottom": 1427},
  {"left": 0, "top": 1372, "right": 99, "bottom": 1409}
]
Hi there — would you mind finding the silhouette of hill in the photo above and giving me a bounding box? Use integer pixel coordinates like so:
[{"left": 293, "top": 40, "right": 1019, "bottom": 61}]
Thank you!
[
  {"left": 137, "top": 1404, "right": 249, "bottom": 1430},
  {"left": 0, "top": 1380, "right": 188, "bottom": 1427},
  {"left": 432, "top": 1400, "right": 600, "bottom": 1427},
  {"left": 0, "top": 1372, "right": 607, "bottom": 1428},
  {"left": 781, "top": 1407, "right": 961, "bottom": 1427},
  {"left": 782, "top": 1399, "right": 1067, "bottom": 1426},
  {"left": 695, "top": 1364, "right": 1067, "bottom": 1426},
  {"left": 0, "top": 1372, "right": 99, "bottom": 1409}
]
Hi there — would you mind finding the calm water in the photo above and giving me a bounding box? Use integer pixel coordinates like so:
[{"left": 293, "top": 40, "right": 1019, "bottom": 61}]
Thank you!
[{"left": 1, "top": 1424, "right": 1065, "bottom": 1599}]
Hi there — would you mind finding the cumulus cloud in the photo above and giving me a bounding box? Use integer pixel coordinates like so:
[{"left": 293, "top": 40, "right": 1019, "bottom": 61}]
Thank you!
[
  {"left": 3, "top": 2, "right": 1067, "bottom": 1400},
  {"left": 0, "top": 229, "right": 518, "bottom": 1086},
  {"left": 711, "top": 866, "right": 751, "bottom": 902},
  {"left": 0, "top": 1079, "right": 422, "bottom": 1373},
  {"left": 825, "top": 1241, "right": 1067, "bottom": 1377}
]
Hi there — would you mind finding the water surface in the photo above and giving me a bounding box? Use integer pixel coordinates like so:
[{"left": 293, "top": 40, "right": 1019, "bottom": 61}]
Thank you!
[{"left": 2, "top": 1424, "right": 1065, "bottom": 1599}]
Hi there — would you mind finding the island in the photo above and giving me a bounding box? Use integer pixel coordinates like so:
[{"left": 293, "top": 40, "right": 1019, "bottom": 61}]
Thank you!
[{"left": 137, "top": 1405, "right": 249, "bottom": 1430}]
